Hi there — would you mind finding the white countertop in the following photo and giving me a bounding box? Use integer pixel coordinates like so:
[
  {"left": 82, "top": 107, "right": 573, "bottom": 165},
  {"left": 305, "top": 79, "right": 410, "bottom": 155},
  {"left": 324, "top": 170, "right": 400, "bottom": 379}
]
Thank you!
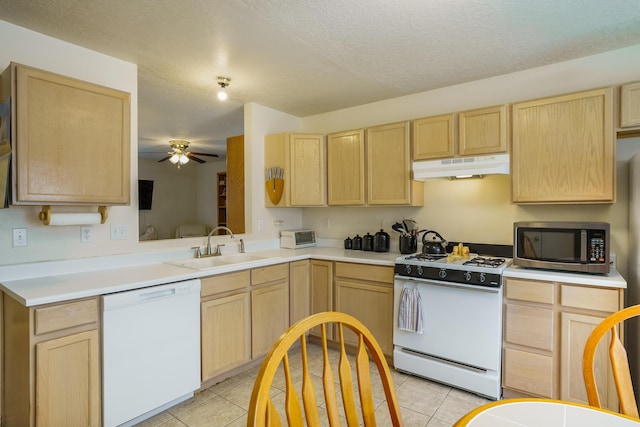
[
  {"left": 504, "top": 264, "right": 627, "bottom": 289},
  {"left": 0, "top": 245, "right": 626, "bottom": 307},
  {"left": 0, "top": 246, "right": 399, "bottom": 306}
]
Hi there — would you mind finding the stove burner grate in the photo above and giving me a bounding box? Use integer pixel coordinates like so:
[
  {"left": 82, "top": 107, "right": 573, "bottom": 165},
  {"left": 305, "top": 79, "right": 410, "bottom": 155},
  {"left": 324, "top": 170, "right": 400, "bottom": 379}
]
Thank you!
[
  {"left": 463, "top": 257, "right": 506, "bottom": 268},
  {"left": 405, "top": 253, "right": 448, "bottom": 262}
]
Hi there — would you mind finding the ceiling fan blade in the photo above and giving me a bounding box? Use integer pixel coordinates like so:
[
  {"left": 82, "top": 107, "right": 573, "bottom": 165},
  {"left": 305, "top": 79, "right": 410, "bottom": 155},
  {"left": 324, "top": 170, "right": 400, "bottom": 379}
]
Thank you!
[
  {"left": 189, "top": 151, "right": 219, "bottom": 157},
  {"left": 157, "top": 155, "right": 171, "bottom": 162},
  {"left": 189, "top": 155, "right": 206, "bottom": 164}
]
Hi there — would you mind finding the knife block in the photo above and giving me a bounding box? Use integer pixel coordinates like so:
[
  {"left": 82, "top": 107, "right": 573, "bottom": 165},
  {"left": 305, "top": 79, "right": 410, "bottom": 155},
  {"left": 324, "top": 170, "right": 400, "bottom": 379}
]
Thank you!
[{"left": 266, "top": 178, "right": 284, "bottom": 205}]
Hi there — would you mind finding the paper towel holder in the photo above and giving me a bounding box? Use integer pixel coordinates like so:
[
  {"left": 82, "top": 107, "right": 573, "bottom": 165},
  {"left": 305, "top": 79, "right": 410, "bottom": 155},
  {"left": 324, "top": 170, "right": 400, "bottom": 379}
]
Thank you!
[{"left": 39, "top": 205, "right": 108, "bottom": 226}]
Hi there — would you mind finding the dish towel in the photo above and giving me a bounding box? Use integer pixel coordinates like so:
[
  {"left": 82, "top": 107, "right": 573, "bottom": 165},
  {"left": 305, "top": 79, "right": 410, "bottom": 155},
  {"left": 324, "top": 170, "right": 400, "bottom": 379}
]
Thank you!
[{"left": 398, "top": 284, "right": 424, "bottom": 334}]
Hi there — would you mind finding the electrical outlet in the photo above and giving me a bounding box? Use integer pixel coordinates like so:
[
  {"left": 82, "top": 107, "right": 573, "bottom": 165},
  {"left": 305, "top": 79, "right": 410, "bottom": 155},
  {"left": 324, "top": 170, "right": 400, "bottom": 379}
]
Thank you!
[
  {"left": 258, "top": 219, "right": 264, "bottom": 231},
  {"left": 323, "top": 217, "right": 330, "bottom": 228},
  {"left": 12, "top": 227, "right": 27, "bottom": 247},
  {"left": 81, "top": 226, "right": 93, "bottom": 243},
  {"left": 110, "top": 224, "right": 127, "bottom": 240}
]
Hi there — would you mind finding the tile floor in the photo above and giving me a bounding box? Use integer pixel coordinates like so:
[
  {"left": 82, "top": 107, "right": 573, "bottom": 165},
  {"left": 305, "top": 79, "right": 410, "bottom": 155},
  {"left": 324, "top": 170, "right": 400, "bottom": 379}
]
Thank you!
[{"left": 137, "top": 343, "right": 491, "bottom": 427}]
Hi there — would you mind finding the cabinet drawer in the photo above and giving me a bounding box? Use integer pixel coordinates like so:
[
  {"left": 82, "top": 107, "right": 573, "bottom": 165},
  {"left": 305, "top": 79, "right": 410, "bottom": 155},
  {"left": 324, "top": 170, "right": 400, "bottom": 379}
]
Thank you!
[
  {"left": 251, "top": 263, "right": 289, "bottom": 286},
  {"left": 35, "top": 298, "right": 99, "bottom": 335},
  {"left": 201, "top": 270, "right": 250, "bottom": 298},
  {"left": 505, "top": 304, "right": 554, "bottom": 351},
  {"left": 334, "top": 262, "right": 394, "bottom": 284},
  {"left": 560, "top": 285, "right": 619, "bottom": 312},
  {"left": 505, "top": 278, "right": 554, "bottom": 304},
  {"left": 503, "top": 348, "right": 553, "bottom": 398}
]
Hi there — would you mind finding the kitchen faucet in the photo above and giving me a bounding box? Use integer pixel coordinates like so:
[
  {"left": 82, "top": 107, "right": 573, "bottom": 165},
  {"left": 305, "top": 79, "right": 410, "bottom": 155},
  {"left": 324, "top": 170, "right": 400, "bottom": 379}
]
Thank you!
[
  {"left": 192, "top": 226, "right": 235, "bottom": 258},
  {"left": 206, "top": 226, "right": 234, "bottom": 256}
]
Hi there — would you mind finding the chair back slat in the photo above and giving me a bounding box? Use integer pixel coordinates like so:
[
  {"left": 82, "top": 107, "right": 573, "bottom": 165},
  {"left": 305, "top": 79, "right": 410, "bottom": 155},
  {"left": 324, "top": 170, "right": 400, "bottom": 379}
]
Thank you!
[
  {"left": 609, "top": 327, "right": 639, "bottom": 418},
  {"left": 266, "top": 400, "right": 282, "bottom": 427},
  {"left": 320, "top": 324, "right": 342, "bottom": 426},
  {"left": 300, "top": 338, "right": 321, "bottom": 426},
  {"left": 248, "top": 312, "right": 404, "bottom": 426},
  {"left": 337, "top": 324, "right": 359, "bottom": 426},
  {"left": 355, "top": 334, "right": 376, "bottom": 426},
  {"left": 582, "top": 305, "right": 640, "bottom": 419},
  {"left": 282, "top": 354, "right": 305, "bottom": 425}
]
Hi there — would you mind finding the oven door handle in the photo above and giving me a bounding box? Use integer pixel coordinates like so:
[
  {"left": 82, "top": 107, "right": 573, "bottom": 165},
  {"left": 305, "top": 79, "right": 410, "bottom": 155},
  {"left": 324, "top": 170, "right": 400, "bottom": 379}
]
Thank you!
[{"left": 395, "top": 276, "right": 500, "bottom": 294}]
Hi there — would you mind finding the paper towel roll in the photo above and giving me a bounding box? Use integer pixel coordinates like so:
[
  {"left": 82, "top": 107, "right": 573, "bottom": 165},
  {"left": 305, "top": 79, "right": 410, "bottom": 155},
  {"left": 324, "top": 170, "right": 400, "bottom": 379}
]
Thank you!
[{"left": 48, "top": 212, "right": 103, "bottom": 226}]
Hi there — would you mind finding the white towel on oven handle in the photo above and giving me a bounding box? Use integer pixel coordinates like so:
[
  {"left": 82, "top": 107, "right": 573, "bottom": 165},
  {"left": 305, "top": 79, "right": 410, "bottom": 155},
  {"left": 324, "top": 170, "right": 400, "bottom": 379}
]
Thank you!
[{"left": 398, "top": 284, "right": 424, "bottom": 334}]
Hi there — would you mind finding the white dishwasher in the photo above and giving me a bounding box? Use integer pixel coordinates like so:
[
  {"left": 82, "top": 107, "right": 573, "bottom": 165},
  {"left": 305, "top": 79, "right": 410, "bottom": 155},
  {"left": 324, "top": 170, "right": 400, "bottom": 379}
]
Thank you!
[{"left": 102, "top": 279, "right": 201, "bottom": 427}]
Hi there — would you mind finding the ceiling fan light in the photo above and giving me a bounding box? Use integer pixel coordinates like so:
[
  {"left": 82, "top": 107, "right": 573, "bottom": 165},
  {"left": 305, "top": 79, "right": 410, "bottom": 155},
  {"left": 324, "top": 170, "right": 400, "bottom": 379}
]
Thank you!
[
  {"left": 179, "top": 154, "right": 189, "bottom": 165},
  {"left": 216, "top": 76, "right": 230, "bottom": 101},
  {"left": 169, "top": 153, "right": 180, "bottom": 164}
]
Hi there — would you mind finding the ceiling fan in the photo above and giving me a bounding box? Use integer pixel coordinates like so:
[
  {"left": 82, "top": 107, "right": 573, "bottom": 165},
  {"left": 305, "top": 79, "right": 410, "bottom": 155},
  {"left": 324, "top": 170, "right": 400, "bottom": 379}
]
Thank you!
[{"left": 158, "top": 140, "right": 219, "bottom": 167}]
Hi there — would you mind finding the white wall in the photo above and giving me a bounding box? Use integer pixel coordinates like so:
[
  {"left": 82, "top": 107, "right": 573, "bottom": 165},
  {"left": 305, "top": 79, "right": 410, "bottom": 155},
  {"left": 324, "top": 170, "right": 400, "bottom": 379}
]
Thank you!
[
  {"left": 244, "top": 103, "right": 304, "bottom": 235},
  {"left": 299, "top": 44, "right": 640, "bottom": 279},
  {"left": 0, "top": 20, "right": 139, "bottom": 265}
]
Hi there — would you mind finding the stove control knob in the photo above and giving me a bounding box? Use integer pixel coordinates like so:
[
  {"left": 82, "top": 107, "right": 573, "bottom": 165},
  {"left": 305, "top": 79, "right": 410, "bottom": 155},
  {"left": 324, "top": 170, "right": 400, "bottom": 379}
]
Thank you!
[
  {"left": 417, "top": 266, "right": 423, "bottom": 276},
  {"left": 464, "top": 271, "right": 472, "bottom": 282},
  {"left": 438, "top": 269, "right": 447, "bottom": 279},
  {"left": 404, "top": 265, "right": 412, "bottom": 275},
  {"left": 479, "top": 273, "right": 486, "bottom": 283}
]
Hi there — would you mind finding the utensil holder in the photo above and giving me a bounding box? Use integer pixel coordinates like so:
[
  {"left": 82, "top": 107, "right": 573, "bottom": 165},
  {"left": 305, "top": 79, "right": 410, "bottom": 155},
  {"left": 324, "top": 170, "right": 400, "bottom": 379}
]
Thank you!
[{"left": 399, "top": 235, "right": 418, "bottom": 254}]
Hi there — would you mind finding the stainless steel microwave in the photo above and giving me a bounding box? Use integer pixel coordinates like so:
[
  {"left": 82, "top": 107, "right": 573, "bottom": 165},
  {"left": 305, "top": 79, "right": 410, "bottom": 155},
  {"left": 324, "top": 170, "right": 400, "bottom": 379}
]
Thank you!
[{"left": 513, "top": 222, "right": 610, "bottom": 274}]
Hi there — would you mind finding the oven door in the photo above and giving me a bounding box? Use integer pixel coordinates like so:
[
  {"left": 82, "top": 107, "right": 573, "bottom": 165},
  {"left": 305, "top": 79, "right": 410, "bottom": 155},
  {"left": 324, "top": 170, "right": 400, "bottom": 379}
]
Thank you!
[{"left": 393, "top": 277, "right": 502, "bottom": 371}]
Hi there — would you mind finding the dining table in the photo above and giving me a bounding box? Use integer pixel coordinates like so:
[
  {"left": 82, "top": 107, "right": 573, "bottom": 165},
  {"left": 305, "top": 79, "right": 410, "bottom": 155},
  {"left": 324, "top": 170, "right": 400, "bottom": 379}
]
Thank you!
[{"left": 453, "top": 398, "right": 640, "bottom": 426}]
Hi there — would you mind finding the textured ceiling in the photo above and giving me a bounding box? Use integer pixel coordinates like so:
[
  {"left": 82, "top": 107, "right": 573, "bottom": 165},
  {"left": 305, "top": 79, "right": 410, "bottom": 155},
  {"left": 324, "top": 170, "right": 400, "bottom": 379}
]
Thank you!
[{"left": 1, "top": 0, "right": 640, "bottom": 159}]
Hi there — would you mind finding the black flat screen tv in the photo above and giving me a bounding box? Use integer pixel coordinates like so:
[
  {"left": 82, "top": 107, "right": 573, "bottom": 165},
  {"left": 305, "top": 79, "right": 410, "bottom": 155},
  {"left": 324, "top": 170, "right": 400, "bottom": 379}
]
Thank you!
[{"left": 138, "top": 180, "right": 154, "bottom": 210}]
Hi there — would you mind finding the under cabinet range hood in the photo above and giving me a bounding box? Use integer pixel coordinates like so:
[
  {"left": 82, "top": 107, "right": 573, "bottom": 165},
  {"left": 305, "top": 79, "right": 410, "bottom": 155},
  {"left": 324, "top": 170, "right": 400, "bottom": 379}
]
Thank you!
[{"left": 413, "top": 154, "right": 510, "bottom": 179}]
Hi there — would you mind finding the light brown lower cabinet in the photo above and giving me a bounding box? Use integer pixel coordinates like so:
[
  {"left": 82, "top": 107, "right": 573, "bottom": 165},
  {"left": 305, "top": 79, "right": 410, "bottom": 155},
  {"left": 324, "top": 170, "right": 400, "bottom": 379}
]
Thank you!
[
  {"left": 3, "top": 294, "right": 101, "bottom": 427},
  {"left": 251, "top": 263, "right": 290, "bottom": 359},
  {"left": 334, "top": 262, "right": 395, "bottom": 356},
  {"left": 289, "top": 260, "right": 310, "bottom": 325},
  {"left": 310, "top": 259, "right": 334, "bottom": 340},
  {"left": 200, "top": 271, "right": 251, "bottom": 383},
  {"left": 502, "top": 277, "right": 623, "bottom": 410}
]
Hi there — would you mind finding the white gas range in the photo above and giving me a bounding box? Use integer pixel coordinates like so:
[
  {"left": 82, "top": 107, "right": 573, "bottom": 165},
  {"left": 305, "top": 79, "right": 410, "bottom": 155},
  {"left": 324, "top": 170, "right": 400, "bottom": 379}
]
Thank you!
[{"left": 393, "top": 245, "right": 512, "bottom": 400}]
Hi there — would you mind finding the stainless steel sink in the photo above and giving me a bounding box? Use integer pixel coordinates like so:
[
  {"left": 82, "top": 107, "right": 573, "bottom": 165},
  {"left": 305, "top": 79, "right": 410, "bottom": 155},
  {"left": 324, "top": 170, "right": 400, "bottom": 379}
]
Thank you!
[{"left": 167, "top": 253, "right": 271, "bottom": 270}]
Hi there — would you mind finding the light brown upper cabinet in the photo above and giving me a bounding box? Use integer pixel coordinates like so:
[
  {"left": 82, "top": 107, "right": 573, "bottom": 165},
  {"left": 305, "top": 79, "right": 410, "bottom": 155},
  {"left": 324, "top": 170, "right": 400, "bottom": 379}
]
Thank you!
[
  {"left": 366, "top": 121, "right": 423, "bottom": 205},
  {"left": 327, "top": 129, "right": 366, "bottom": 205},
  {"left": 412, "top": 105, "right": 508, "bottom": 160},
  {"left": 1, "top": 62, "right": 131, "bottom": 205},
  {"left": 264, "top": 133, "right": 326, "bottom": 207},
  {"left": 458, "top": 105, "right": 509, "bottom": 156},
  {"left": 620, "top": 81, "right": 640, "bottom": 129},
  {"left": 412, "top": 113, "right": 456, "bottom": 160},
  {"left": 511, "top": 88, "right": 615, "bottom": 204}
]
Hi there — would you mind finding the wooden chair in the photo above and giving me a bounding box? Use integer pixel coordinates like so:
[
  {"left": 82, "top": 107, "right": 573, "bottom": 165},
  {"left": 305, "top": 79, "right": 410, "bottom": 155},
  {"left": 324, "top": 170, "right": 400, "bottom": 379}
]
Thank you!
[
  {"left": 582, "top": 304, "right": 640, "bottom": 419},
  {"left": 247, "top": 311, "right": 403, "bottom": 426}
]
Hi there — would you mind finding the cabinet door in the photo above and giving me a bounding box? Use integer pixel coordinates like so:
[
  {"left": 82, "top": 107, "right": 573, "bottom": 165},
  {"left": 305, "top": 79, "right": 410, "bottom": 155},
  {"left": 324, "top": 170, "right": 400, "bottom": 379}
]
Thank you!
[
  {"left": 512, "top": 88, "right": 614, "bottom": 203},
  {"left": 503, "top": 347, "right": 554, "bottom": 398},
  {"left": 310, "top": 260, "right": 334, "bottom": 339},
  {"left": 412, "top": 114, "right": 455, "bottom": 160},
  {"left": 334, "top": 280, "right": 393, "bottom": 355},
  {"left": 560, "top": 312, "right": 617, "bottom": 410},
  {"left": 458, "top": 105, "right": 508, "bottom": 156},
  {"left": 201, "top": 293, "right": 250, "bottom": 381},
  {"left": 252, "top": 282, "right": 289, "bottom": 358},
  {"left": 327, "top": 129, "right": 365, "bottom": 205},
  {"left": 621, "top": 81, "right": 640, "bottom": 128},
  {"left": 289, "top": 133, "right": 326, "bottom": 206},
  {"left": 35, "top": 330, "right": 101, "bottom": 427},
  {"left": 10, "top": 63, "right": 131, "bottom": 205},
  {"left": 366, "top": 121, "right": 411, "bottom": 205},
  {"left": 290, "top": 260, "right": 310, "bottom": 325}
]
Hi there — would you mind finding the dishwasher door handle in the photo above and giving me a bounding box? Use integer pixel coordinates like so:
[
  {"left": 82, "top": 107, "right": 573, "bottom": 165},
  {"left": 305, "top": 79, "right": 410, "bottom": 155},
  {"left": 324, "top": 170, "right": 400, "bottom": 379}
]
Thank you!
[{"left": 138, "top": 288, "right": 175, "bottom": 301}]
